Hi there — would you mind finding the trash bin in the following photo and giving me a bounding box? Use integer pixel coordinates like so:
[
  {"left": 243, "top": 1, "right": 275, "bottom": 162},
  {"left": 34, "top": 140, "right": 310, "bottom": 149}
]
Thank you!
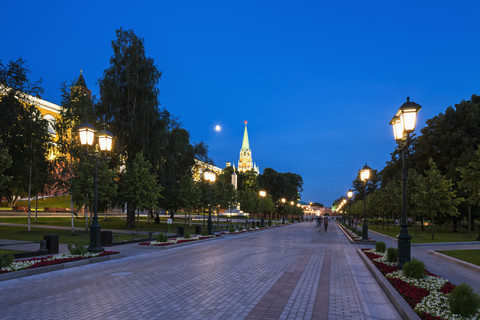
[
  {"left": 43, "top": 234, "right": 59, "bottom": 254},
  {"left": 101, "top": 230, "right": 113, "bottom": 246},
  {"left": 195, "top": 225, "right": 202, "bottom": 235},
  {"left": 177, "top": 226, "right": 185, "bottom": 237}
]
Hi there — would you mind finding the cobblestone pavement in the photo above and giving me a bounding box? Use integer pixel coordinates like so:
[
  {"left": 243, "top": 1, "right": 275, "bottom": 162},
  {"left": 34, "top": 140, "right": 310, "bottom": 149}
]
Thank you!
[{"left": 0, "top": 223, "right": 400, "bottom": 320}]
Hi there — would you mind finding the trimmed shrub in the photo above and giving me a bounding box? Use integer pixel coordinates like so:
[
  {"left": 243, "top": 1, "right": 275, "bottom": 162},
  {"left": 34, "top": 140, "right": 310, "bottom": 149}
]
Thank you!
[
  {"left": 229, "top": 227, "right": 236, "bottom": 233},
  {"left": 67, "top": 244, "right": 87, "bottom": 255},
  {"left": 184, "top": 232, "right": 191, "bottom": 239},
  {"left": 402, "top": 258, "right": 426, "bottom": 279},
  {"left": 201, "top": 229, "right": 209, "bottom": 236},
  {"left": 0, "top": 254, "right": 14, "bottom": 268},
  {"left": 375, "top": 241, "right": 386, "bottom": 253},
  {"left": 386, "top": 247, "right": 398, "bottom": 263},
  {"left": 448, "top": 283, "right": 480, "bottom": 317},
  {"left": 157, "top": 233, "right": 168, "bottom": 242}
]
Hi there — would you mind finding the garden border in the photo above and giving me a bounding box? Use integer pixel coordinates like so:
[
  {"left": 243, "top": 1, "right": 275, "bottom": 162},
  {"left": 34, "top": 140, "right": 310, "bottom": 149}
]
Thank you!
[
  {"left": 0, "top": 252, "right": 125, "bottom": 282},
  {"left": 357, "top": 248, "right": 421, "bottom": 320}
]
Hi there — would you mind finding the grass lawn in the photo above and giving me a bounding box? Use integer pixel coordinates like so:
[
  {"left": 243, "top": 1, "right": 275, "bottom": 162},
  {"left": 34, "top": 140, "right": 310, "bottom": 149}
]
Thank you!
[
  {"left": 0, "top": 226, "right": 142, "bottom": 246},
  {"left": 0, "top": 249, "right": 22, "bottom": 256},
  {"left": 0, "top": 195, "right": 72, "bottom": 210},
  {"left": 437, "top": 249, "right": 480, "bottom": 266},
  {"left": 368, "top": 224, "right": 480, "bottom": 243},
  {"left": 0, "top": 216, "right": 226, "bottom": 234}
]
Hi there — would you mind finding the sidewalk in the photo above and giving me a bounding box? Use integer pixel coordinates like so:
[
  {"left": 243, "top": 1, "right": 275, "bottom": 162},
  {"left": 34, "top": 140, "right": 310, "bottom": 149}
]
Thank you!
[{"left": 0, "top": 222, "right": 401, "bottom": 320}]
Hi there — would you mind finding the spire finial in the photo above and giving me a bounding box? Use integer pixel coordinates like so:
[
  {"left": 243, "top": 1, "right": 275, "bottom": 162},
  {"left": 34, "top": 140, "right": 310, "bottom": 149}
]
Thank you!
[
  {"left": 407, "top": 96, "right": 410, "bottom": 102},
  {"left": 80, "top": 69, "right": 83, "bottom": 74},
  {"left": 244, "top": 120, "right": 248, "bottom": 125}
]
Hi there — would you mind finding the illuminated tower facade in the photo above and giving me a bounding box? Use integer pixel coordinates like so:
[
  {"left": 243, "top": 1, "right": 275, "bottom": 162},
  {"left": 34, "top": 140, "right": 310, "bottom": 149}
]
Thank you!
[{"left": 238, "top": 121, "right": 259, "bottom": 173}]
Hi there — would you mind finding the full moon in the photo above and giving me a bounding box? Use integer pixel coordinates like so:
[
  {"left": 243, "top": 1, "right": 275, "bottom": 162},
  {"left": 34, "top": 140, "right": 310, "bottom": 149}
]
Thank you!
[{"left": 215, "top": 125, "right": 221, "bottom": 132}]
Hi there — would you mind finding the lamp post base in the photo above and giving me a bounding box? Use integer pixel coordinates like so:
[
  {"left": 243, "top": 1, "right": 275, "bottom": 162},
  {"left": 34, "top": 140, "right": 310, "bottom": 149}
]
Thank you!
[
  {"left": 362, "top": 223, "right": 369, "bottom": 241},
  {"left": 88, "top": 221, "right": 104, "bottom": 253},
  {"left": 397, "top": 226, "right": 412, "bottom": 267},
  {"left": 208, "top": 216, "right": 213, "bottom": 235}
]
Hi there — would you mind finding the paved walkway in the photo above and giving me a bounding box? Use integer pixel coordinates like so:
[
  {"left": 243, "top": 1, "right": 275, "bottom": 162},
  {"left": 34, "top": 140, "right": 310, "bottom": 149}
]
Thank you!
[{"left": 0, "top": 223, "right": 400, "bottom": 320}]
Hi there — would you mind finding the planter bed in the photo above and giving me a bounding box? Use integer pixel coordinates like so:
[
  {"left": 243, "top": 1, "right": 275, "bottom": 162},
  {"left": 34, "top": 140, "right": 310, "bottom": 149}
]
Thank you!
[
  {"left": 139, "top": 234, "right": 221, "bottom": 246},
  {"left": 0, "top": 251, "right": 121, "bottom": 281},
  {"left": 360, "top": 248, "right": 478, "bottom": 320},
  {"left": 338, "top": 222, "right": 376, "bottom": 243}
]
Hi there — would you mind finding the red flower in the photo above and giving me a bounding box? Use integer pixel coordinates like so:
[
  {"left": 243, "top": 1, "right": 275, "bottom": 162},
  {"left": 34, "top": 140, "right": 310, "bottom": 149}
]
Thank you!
[{"left": 388, "top": 277, "right": 430, "bottom": 308}]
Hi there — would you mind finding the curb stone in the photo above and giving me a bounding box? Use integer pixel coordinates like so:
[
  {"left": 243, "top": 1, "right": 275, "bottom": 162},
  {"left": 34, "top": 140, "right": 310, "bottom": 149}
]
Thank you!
[
  {"left": 0, "top": 253, "right": 126, "bottom": 282},
  {"left": 357, "top": 248, "right": 421, "bottom": 320}
]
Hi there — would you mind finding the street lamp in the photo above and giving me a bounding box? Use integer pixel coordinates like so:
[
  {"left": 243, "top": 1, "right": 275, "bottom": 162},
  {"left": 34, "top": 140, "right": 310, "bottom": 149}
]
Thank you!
[
  {"left": 281, "top": 198, "right": 286, "bottom": 224},
  {"left": 77, "top": 123, "right": 114, "bottom": 253},
  {"left": 347, "top": 190, "right": 353, "bottom": 226},
  {"left": 360, "top": 164, "right": 371, "bottom": 241},
  {"left": 259, "top": 190, "right": 266, "bottom": 227},
  {"left": 390, "top": 97, "right": 421, "bottom": 266},
  {"left": 204, "top": 169, "right": 216, "bottom": 235}
]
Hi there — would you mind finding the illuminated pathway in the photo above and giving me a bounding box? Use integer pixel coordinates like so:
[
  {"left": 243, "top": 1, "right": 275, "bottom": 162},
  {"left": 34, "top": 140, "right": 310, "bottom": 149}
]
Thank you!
[{"left": 0, "top": 223, "right": 400, "bottom": 320}]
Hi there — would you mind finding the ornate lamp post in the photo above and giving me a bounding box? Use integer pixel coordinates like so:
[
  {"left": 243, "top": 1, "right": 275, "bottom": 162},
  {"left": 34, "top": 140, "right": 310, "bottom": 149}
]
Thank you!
[
  {"left": 347, "top": 190, "right": 353, "bottom": 226},
  {"left": 360, "top": 164, "right": 371, "bottom": 241},
  {"left": 259, "top": 190, "right": 266, "bottom": 227},
  {"left": 204, "top": 169, "right": 216, "bottom": 235},
  {"left": 78, "top": 123, "right": 114, "bottom": 253},
  {"left": 390, "top": 97, "right": 421, "bottom": 266},
  {"left": 281, "top": 198, "right": 286, "bottom": 224}
]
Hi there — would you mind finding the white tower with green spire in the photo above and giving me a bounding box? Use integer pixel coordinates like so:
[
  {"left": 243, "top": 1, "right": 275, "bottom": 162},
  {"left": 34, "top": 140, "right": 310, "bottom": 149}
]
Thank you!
[{"left": 238, "top": 121, "right": 259, "bottom": 173}]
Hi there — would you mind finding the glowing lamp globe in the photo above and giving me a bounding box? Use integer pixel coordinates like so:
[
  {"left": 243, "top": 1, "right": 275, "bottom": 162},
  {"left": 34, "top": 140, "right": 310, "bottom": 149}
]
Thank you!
[
  {"left": 78, "top": 123, "right": 96, "bottom": 146},
  {"left": 360, "top": 164, "right": 371, "bottom": 182},
  {"left": 96, "top": 130, "right": 114, "bottom": 151}
]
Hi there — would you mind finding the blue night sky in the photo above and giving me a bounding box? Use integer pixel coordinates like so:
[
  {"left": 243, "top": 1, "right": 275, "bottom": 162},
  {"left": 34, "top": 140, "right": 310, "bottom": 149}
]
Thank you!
[{"left": 2, "top": 1, "right": 480, "bottom": 206}]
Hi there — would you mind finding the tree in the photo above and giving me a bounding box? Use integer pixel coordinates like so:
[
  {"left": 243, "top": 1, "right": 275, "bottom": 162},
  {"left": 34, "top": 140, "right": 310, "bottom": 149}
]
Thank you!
[
  {"left": 0, "top": 141, "right": 12, "bottom": 190},
  {"left": 70, "top": 155, "right": 117, "bottom": 215},
  {"left": 413, "top": 159, "right": 461, "bottom": 240},
  {"left": 457, "top": 147, "right": 480, "bottom": 236},
  {"left": 0, "top": 58, "right": 52, "bottom": 206},
  {"left": 176, "top": 172, "right": 200, "bottom": 229},
  {"left": 119, "top": 152, "right": 163, "bottom": 227},
  {"left": 97, "top": 28, "right": 163, "bottom": 228}
]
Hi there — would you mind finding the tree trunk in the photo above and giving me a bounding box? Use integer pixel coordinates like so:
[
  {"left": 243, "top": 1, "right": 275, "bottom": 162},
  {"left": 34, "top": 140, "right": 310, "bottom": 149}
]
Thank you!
[
  {"left": 468, "top": 205, "right": 472, "bottom": 238},
  {"left": 431, "top": 215, "right": 435, "bottom": 241},
  {"left": 420, "top": 216, "right": 425, "bottom": 231},
  {"left": 126, "top": 202, "right": 135, "bottom": 229}
]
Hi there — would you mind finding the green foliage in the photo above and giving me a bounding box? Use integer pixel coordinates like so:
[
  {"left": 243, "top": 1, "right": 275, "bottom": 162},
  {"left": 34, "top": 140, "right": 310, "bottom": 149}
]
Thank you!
[
  {"left": 386, "top": 247, "right": 398, "bottom": 263},
  {"left": 201, "top": 229, "right": 209, "bottom": 236},
  {"left": 448, "top": 283, "right": 480, "bottom": 317},
  {"left": 67, "top": 244, "right": 87, "bottom": 255},
  {"left": 184, "top": 232, "right": 190, "bottom": 239},
  {"left": 120, "top": 152, "right": 163, "bottom": 228},
  {"left": 375, "top": 241, "right": 386, "bottom": 253},
  {"left": 413, "top": 159, "right": 461, "bottom": 240},
  {"left": 0, "top": 58, "right": 52, "bottom": 205},
  {"left": 0, "top": 253, "right": 14, "bottom": 268},
  {"left": 157, "top": 233, "right": 167, "bottom": 242},
  {"left": 0, "top": 141, "right": 12, "bottom": 190},
  {"left": 402, "top": 258, "right": 426, "bottom": 279},
  {"left": 229, "top": 227, "right": 236, "bottom": 233}
]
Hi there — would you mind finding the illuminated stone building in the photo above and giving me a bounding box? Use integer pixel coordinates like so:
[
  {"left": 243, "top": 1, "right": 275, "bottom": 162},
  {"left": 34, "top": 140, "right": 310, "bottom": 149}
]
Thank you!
[{"left": 238, "top": 121, "right": 259, "bottom": 173}]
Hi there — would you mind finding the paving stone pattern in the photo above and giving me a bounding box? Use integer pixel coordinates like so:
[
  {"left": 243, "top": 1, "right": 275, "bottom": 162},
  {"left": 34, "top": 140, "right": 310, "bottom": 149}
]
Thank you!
[{"left": 0, "top": 223, "right": 400, "bottom": 320}]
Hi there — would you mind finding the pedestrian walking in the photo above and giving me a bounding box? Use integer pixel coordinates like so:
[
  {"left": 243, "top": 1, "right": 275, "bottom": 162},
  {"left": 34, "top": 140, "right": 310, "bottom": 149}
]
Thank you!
[{"left": 324, "top": 217, "right": 328, "bottom": 232}]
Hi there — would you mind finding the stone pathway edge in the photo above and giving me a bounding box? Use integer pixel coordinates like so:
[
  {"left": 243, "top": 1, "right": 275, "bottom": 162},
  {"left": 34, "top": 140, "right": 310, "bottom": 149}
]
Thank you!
[{"left": 357, "top": 248, "right": 420, "bottom": 320}]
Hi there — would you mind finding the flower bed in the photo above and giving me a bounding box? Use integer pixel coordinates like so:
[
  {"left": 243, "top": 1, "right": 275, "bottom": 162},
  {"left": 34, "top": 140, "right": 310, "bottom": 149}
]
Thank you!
[
  {"left": 339, "top": 223, "right": 375, "bottom": 242},
  {"left": 0, "top": 251, "right": 119, "bottom": 274},
  {"left": 361, "top": 249, "right": 476, "bottom": 320},
  {"left": 139, "top": 234, "right": 220, "bottom": 246}
]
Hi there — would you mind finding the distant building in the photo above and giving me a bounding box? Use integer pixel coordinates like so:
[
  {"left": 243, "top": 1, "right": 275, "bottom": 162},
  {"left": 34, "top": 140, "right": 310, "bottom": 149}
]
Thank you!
[{"left": 238, "top": 121, "right": 259, "bottom": 173}]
